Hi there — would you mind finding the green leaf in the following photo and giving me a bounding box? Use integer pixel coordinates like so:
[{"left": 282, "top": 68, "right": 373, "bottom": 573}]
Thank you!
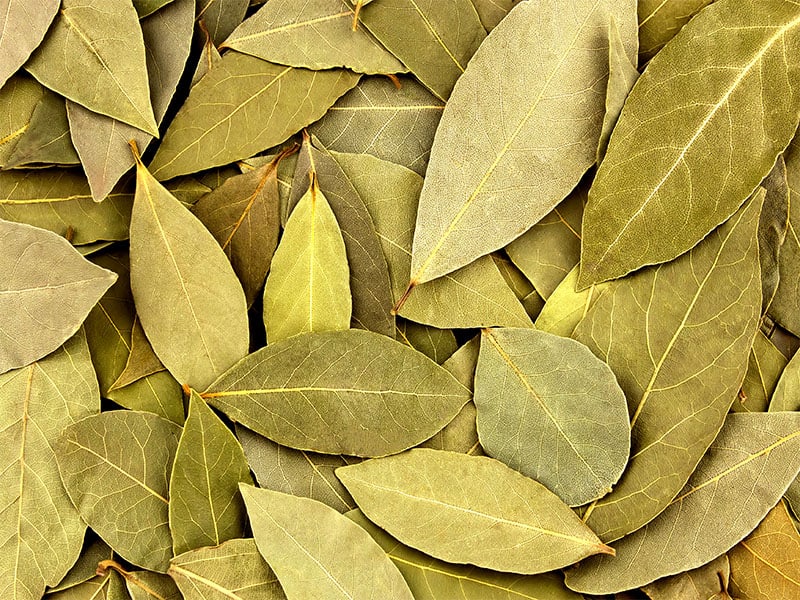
[
  {"left": 0, "top": 74, "right": 46, "bottom": 166},
  {"left": 534, "top": 266, "right": 603, "bottom": 338},
  {"left": 130, "top": 153, "right": 249, "bottom": 390},
  {"left": 0, "top": 0, "right": 59, "bottom": 88},
  {"left": 240, "top": 484, "right": 414, "bottom": 600},
  {"left": 409, "top": 0, "right": 637, "bottom": 286},
  {"left": 734, "top": 330, "right": 787, "bottom": 413},
  {"left": 470, "top": 0, "right": 519, "bottom": 31},
  {"left": 769, "top": 351, "right": 800, "bottom": 516},
  {"left": 124, "top": 571, "right": 181, "bottom": 600},
  {"left": 574, "top": 194, "right": 762, "bottom": 542},
  {"left": 396, "top": 319, "right": 457, "bottom": 364},
  {"left": 47, "top": 571, "right": 129, "bottom": 600},
  {"left": 5, "top": 90, "right": 79, "bottom": 168},
  {"left": 1, "top": 331, "right": 98, "bottom": 600},
  {"left": 475, "top": 327, "right": 630, "bottom": 506},
  {"left": 0, "top": 220, "right": 117, "bottom": 374},
  {"left": 642, "top": 555, "right": 730, "bottom": 600},
  {"left": 263, "top": 176, "right": 351, "bottom": 343},
  {"left": 196, "top": 0, "right": 249, "bottom": 45},
  {"left": 638, "top": 0, "right": 714, "bottom": 63},
  {"left": 758, "top": 159, "right": 791, "bottom": 313},
  {"left": 56, "top": 410, "right": 181, "bottom": 572},
  {"left": 133, "top": 0, "right": 175, "bottom": 18},
  {"left": 203, "top": 329, "right": 471, "bottom": 457},
  {"left": 579, "top": 0, "right": 800, "bottom": 288},
  {"left": 148, "top": 52, "right": 359, "bottom": 180},
  {"left": 109, "top": 319, "right": 167, "bottom": 391},
  {"left": 47, "top": 537, "right": 114, "bottom": 594},
  {"left": 168, "top": 538, "right": 286, "bottom": 600},
  {"left": 564, "top": 412, "right": 800, "bottom": 594},
  {"left": 337, "top": 449, "right": 614, "bottom": 574},
  {"left": 25, "top": 0, "right": 158, "bottom": 136},
  {"left": 223, "top": 0, "right": 406, "bottom": 74},
  {"left": 169, "top": 391, "right": 253, "bottom": 555}
]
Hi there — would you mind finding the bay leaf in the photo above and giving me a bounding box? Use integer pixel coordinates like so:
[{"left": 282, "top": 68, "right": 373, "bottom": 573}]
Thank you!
[
  {"left": 109, "top": 374, "right": 186, "bottom": 427},
  {"left": 134, "top": 0, "right": 175, "bottom": 17},
  {"left": 475, "top": 327, "right": 630, "bottom": 507},
  {"left": 47, "top": 571, "right": 129, "bottom": 600},
  {"left": 196, "top": 0, "right": 249, "bottom": 45},
  {"left": 579, "top": 0, "right": 800, "bottom": 288},
  {"left": 170, "top": 391, "right": 252, "bottom": 555},
  {"left": 409, "top": 0, "right": 637, "bottom": 286},
  {"left": 130, "top": 153, "right": 249, "bottom": 390},
  {"left": 0, "top": 331, "right": 98, "bottom": 600},
  {"left": 642, "top": 555, "right": 731, "bottom": 600},
  {"left": 638, "top": 0, "right": 714, "bottom": 64},
  {"left": 240, "top": 484, "right": 414, "bottom": 599},
  {"left": 191, "top": 21, "right": 224, "bottom": 86},
  {"left": 574, "top": 194, "right": 762, "bottom": 542},
  {"left": 470, "top": 0, "right": 520, "bottom": 32},
  {"left": 203, "top": 329, "right": 471, "bottom": 457},
  {"left": 348, "top": 509, "right": 583, "bottom": 600},
  {"left": 0, "top": 219, "right": 117, "bottom": 374},
  {"left": 25, "top": 0, "right": 158, "bottom": 136},
  {"left": 564, "top": 412, "right": 800, "bottom": 594},
  {"left": 263, "top": 175, "right": 351, "bottom": 343},
  {"left": 534, "top": 266, "right": 602, "bottom": 338},
  {"left": 492, "top": 254, "right": 534, "bottom": 301},
  {"left": 337, "top": 449, "right": 613, "bottom": 574},
  {"left": 0, "top": 74, "right": 46, "bottom": 166},
  {"left": 349, "top": 0, "right": 485, "bottom": 101},
  {"left": 47, "top": 537, "right": 113, "bottom": 594},
  {"left": 5, "top": 90, "right": 79, "bottom": 168},
  {"left": 109, "top": 319, "right": 166, "bottom": 391},
  {"left": 0, "top": 0, "right": 59, "bottom": 89},
  {"left": 734, "top": 330, "right": 787, "bottom": 413},
  {"left": 124, "top": 571, "right": 181, "bottom": 600},
  {"left": 193, "top": 156, "right": 281, "bottom": 307},
  {"left": 759, "top": 158, "right": 790, "bottom": 312},
  {"left": 521, "top": 290, "right": 545, "bottom": 321},
  {"left": 56, "top": 410, "right": 181, "bottom": 572},
  {"left": 729, "top": 500, "right": 800, "bottom": 599},
  {"left": 168, "top": 538, "right": 285, "bottom": 600},
  {"left": 76, "top": 241, "right": 115, "bottom": 256},
  {"left": 148, "top": 52, "right": 359, "bottom": 180},
  {"left": 223, "top": 0, "right": 406, "bottom": 74},
  {"left": 308, "top": 75, "right": 444, "bottom": 175},
  {"left": 396, "top": 319, "right": 457, "bottom": 364},
  {"left": 769, "top": 351, "right": 800, "bottom": 516}
]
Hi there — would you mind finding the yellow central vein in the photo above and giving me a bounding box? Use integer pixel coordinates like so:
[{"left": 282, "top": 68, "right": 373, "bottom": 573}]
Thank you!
[
  {"left": 168, "top": 565, "right": 242, "bottom": 599},
  {"left": 408, "top": 0, "right": 465, "bottom": 73},
  {"left": 221, "top": 163, "right": 275, "bottom": 250},
  {"left": 308, "top": 181, "right": 318, "bottom": 330},
  {"left": 0, "top": 123, "right": 29, "bottom": 148},
  {"left": 203, "top": 386, "right": 457, "bottom": 399},
  {"left": 227, "top": 12, "right": 351, "bottom": 44}
]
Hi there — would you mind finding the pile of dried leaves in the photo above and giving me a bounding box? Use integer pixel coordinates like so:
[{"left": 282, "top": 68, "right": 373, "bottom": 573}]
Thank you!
[{"left": 3, "top": 0, "right": 800, "bottom": 598}]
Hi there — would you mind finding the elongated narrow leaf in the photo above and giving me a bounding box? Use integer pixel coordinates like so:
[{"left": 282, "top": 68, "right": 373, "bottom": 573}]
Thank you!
[
  {"left": 196, "top": 0, "right": 249, "bottom": 44},
  {"left": 475, "top": 327, "right": 629, "bottom": 506},
  {"left": 771, "top": 135, "right": 800, "bottom": 336},
  {"left": 409, "top": 0, "right": 637, "bottom": 286},
  {"left": 149, "top": 52, "right": 359, "bottom": 180},
  {"left": 642, "top": 555, "right": 730, "bottom": 600},
  {"left": 574, "top": 195, "right": 762, "bottom": 542},
  {"left": 241, "top": 485, "right": 414, "bottom": 600},
  {"left": 564, "top": 412, "right": 800, "bottom": 594},
  {"left": 337, "top": 449, "right": 613, "bottom": 574},
  {"left": 263, "top": 176, "right": 351, "bottom": 343},
  {"left": 1, "top": 331, "right": 97, "bottom": 600},
  {"left": 130, "top": 155, "right": 249, "bottom": 390},
  {"left": 638, "top": 0, "right": 713, "bottom": 63},
  {"left": 56, "top": 411, "right": 181, "bottom": 572},
  {"left": 0, "top": 220, "right": 117, "bottom": 374},
  {"left": 25, "top": 0, "right": 158, "bottom": 136},
  {"left": 169, "top": 392, "right": 252, "bottom": 555},
  {"left": 0, "top": 75, "right": 46, "bottom": 166},
  {"left": 0, "top": 0, "right": 59, "bottom": 88},
  {"left": 579, "top": 0, "right": 800, "bottom": 288},
  {"left": 203, "top": 329, "right": 471, "bottom": 457}
]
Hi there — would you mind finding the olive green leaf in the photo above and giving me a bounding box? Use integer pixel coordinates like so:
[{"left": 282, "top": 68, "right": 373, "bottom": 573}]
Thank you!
[
  {"left": 470, "top": 0, "right": 520, "bottom": 31},
  {"left": 47, "top": 570, "right": 129, "bottom": 600},
  {"left": 148, "top": 52, "right": 359, "bottom": 180},
  {"left": 191, "top": 23, "right": 224, "bottom": 86},
  {"left": 521, "top": 291, "right": 545, "bottom": 321},
  {"left": 564, "top": 412, "right": 800, "bottom": 594},
  {"left": 579, "top": 0, "right": 800, "bottom": 288},
  {"left": 760, "top": 158, "right": 791, "bottom": 312},
  {"left": 769, "top": 352, "right": 800, "bottom": 516},
  {"left": 169, "top": 391, "right": 252, "bottom": 555},
  {"left": 338, "top": 449, "right": 613, "bottom": 574},
  {"left": 124, "top": 571, "right": 181, "bottom": 600},
  {"left": 642, "top": 555, "right": 731, "bottom": 600},
  {"left": 475, "top": 327, "right": 630, "bottom": 507},
  {"left": 409, "top": 0, "right": 637, "bottom": 286},
  {"left": 134, "top": 0, "right": 175, "bottom": 18},
  {"left": 169, "top": 538, "right": 285, "bottom": 600},
  {"left": 263, "top": 176, "right": 351, "bottom": 343},
  {"left": 0, "top": 170, "right": 132, "bottom": 245},
  {"left": 492, "top": 254, "right": 534, "bottom": 301},
  {"left": 223, "top": 0, "right": 406, "bottom": 74},
  {"left": 308, "top": 76, "right": 444, "bottom": 175},
  {"left": 130, "top": 153, "right": 249, "bottom": 390},
  {"left": 771, "top": 135, "right": 800, "bottom": 336},
  {"left": 349, "top": 0, "right": 485, "bottom": 101},
  {"left": 109, "top": 319, "right": 167, "bottom": 392},
  {"left": 196, "top": 0, "right": 250, "bottom": 45},
  {"left": 240, "top": 484, "right": 414, "bottom": 600},
  {"left": 0, "top": 0, "right": 59, "bottom": 89},
  {"left": 237, "top": 425, "right": 358, "bottom": 513},
  {"left": 0, "top": 331, "right": 98, "bottom": 600},
  {"left": 729, "top": 501, "right": 800, "bottom": 599},
  {"left": 193, "top": 156, "right": 282, "bottom": 307},
  {"left": 47, "top": 537, "right": 114, "bottom": 594},
  {"left": 638, "top": 0, "right": 714, "bottom": 64},
  {"left": 5, "top": 90, "right": 79, "bottom": 168},
  {"left": 396, "top": 320, "right": 457, "bottom": 364},
  {"left": 56, "top": 410, "right": 182, "bottom": 572},
  {"left": 0, "top": 74, "right": 46, "bottom": 166},
  {"left": 534, "top": 266, "right": 603, "bottom": 338},
  {"left": 25, "top": 0, "right": 158, "bottom": 136},
  {"left": 574, "top": 194, "right": 762, "bottom": 542},
  {"left": 734, "top": 330, "right": 787, "bottom": 413},
  {"left": 348, "top": 509, "right": 583, "bottom": 600},
  {"left": 0, "top": 220, "right": 117, "bottom": 374},
  {"left": 203, "top": 329, "right": 471, "bottom": 457}
]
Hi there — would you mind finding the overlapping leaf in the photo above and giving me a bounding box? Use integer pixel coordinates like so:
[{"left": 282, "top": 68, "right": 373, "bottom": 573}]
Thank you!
[{"left": 0, "top": 0, "right": 59, "bottom": 89}]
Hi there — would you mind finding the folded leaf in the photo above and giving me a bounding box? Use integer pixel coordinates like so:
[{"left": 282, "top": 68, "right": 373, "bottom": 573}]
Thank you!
[{"left": 0, "top": 0, "right": 59, "bottom": 89}]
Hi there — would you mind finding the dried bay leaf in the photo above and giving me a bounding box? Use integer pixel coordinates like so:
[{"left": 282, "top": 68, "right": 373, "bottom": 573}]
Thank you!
[
  {"left": 47, "top": 571, "right": 129, "bottom": 600},
  {"left": 580, "top": 0, "right": 800, "bottom": 288},
  {"left": 149, "top": 52, "right": 359, "bottom": 180},
  {"left": 109, "top": 319, "right": 167, "bottom": 391},
  {"left": 196, "top": 0, "right": 249, "bottom": 45},
  {"left": 203, "top": 329, "right": 471, "bottom": 457},
  {"left": 771, "top": 135, "right": 800, "bottom": 336},
  {"left": 56, "top": 410, "right": 181, "bottom": 572},
  {"left": 769, "top": 353, "right": 800, "bottom": 516},
  {"left": 240, "top": 484, "right": 414, "bottom": 599},
  {"left": 470, "top": 0, "right": 520, "bottom": 31},
  {"left": 130, "top": 154, "right": 249, "bottom": 390},
  {"left": 734, "top": 330, "right": 787, "bottom": 413},
  {"left": 0, "top": 75, "right": 46, "bottom": 166},
  {"left": 758, "top": 159, "right": 791, "bottom": 313},
  {"left": 564, "top": 412, "right": 800, "bottom": 594},
  {"left": 124, "top": 571, "right": 181, "bottom": 600},
  {"left": 134, "top": 0, "right": 175, "bottom": 17},
  {"left": 5, "top": 90, "right": 79, "bottom": 168},
  {"left": 409, "top": 0, "right": 637, "bottom": 286},
  {"left": 25, "top": 0, "right": 158, "bottom": 136},
  {"left": 191, "top": 22, "right": 224, "bottom": 86},
  {"left": 1, "top": 331, "right": 98, "bottom": 600},
  {"left": 338, "top": 449, "right": 613, "bottom": 574},
  {"left": 642, "top": 555, "right": 731, "bottom": 600},
  {"left": 47, "top": 537, "right": 113, "bottom": 594},
  {"left": 638, "top": 0, "right": 714, "bottom": 64},
  {"left": 223, "top": 0, "right": 406, "bottom": 74},
  {"left": 0, "top": 220, "right": 117, "bottom": 374},
  {"left": 396, "top": 319, "right": 457, "bottom": 364},
  {"left": 0, "top": 0, "right": 59, "bottom": 89},
  {"left": 574, "top": 194, "right": 762, "bottom": 542},
  {"left": 475, "top": 327, "right": 630, "bottom": 507},
  {"left": 534, "top": 266, "right": 602, "bottom": 338},
  {"left": 492, "top": 253, "right": 534, "bottom": 301}
]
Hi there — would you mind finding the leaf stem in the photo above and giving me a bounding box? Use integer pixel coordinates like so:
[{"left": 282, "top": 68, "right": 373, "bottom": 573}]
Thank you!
[
  {"left": 352, "top": 0, "right": 364, "bottom": 31},
  {"left": 97, "top": 559, "right": 168, "bottom": 599}
]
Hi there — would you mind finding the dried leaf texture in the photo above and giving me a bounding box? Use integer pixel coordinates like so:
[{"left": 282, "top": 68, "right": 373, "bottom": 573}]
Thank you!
[{"left": 0, "top": 0, "right": 59, "bottom": 89}]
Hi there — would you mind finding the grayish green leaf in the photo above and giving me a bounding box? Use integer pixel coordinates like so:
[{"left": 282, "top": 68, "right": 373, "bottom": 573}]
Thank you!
[
  {"left": 642, "top": 555, "right": 730, "bottom": 600},
  {"left": 396, "top": 319, "right": 457, "bottom": 364},
  {"left": 771, "top": 135, "right": 800, "bottom": 336},
  {"left": 5, "top": 90, "right": 79, "bottom": 168},
  {"left": 191, "top": 22, "right": 224, "bottom": 86},
  {"left": 734, "top": 330, "right": 787, "bottom": 413},
  {"left": 638, "top": 0, "right": 714, "bottom": 64},
  {"left": 0, "top": 75, "right": 46, "bottom": 166},
  {"left": 0, "top": 0, "right": 59, "bottom": 88},
  {"left": 109, "top": 319, "right": 166, "bottom": 392},
  {"left": 47, "top": 538, "right": 113, "bottom": 594},
  {"left": 534, "top": 266, "right": 603, "bottom": 338},
  {"left": 470, "top": 0, "right": 520, "bottom": 31},
  {"left": 196, "top": 0, "right": 249, "bottom": 44},
  {"left": 47, "top": 571, "right": 129, "bottom": 600},
  {"left": 491, "top": 254, "right": 534, "bottom": 301},
  {"left": 124, "top": 571, "right": 181, "bottom": 600},
  {"left": 760, "top": 158, "right": 791, "bottom": 312}
]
